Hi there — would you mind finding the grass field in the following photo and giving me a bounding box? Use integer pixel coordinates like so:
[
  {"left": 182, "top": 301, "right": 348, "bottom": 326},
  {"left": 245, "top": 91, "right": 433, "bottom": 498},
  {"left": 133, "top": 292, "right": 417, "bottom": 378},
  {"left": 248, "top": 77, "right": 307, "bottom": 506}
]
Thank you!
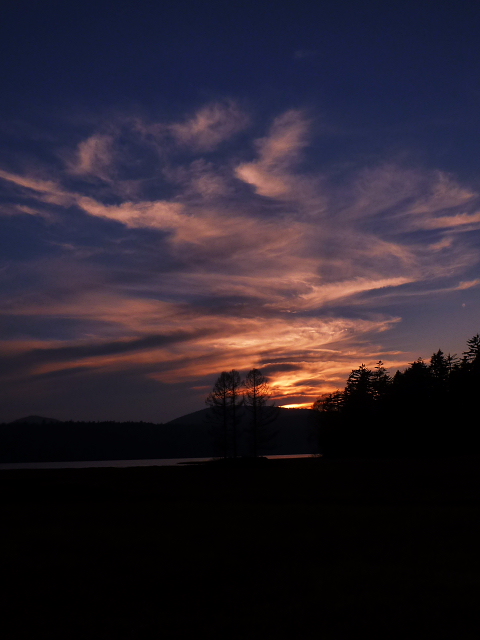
[{"left": 0, "top": 457, "right": 479, "bottom": 638}]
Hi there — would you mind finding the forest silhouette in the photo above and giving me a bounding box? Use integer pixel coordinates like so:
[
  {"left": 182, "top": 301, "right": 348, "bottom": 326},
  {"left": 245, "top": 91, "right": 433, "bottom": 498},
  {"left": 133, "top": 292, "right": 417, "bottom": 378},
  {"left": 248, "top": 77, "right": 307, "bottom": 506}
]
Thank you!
[
  {"left": 2, "top": 337, "right": 480, "bottom": 639},
  {"left": 203, "top": 334, "right": 480, "bottom": 460},
  {"left": 314, "top": 333, "right": 480, "bottom": 457},
  {"left": 2, "top": 334, "right": 479, "bottom": 462}
]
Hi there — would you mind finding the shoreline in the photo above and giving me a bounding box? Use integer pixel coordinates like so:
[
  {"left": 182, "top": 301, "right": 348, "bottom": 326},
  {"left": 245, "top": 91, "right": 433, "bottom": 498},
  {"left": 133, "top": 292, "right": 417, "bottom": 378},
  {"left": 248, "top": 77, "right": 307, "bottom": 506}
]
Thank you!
[{"left": 1, "top": 454, "right": 479, "bottom": 505}]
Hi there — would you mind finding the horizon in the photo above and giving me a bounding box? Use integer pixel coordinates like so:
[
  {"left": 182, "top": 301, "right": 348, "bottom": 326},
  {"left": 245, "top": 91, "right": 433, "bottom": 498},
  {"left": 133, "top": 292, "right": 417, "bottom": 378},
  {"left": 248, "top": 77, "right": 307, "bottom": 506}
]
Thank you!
[
  {"left": 1, "top": 2, "right": 480, "bottom": 422},
  {"left": 5, "top": 403, "right": 316, "bottom": 426}
]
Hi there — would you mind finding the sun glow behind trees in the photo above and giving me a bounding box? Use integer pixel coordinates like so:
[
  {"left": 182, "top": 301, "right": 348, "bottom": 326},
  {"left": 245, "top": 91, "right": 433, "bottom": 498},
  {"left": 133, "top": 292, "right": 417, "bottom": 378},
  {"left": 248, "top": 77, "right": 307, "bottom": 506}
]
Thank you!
[
  {"left": 314, "top": 334, "right": 480, "bottom": 457},
  {"left": 2, "top": 3, "right": 480, "bottom": 422},
  {"left": 206, "top": 368, "right": 277, "bottom": 458}
]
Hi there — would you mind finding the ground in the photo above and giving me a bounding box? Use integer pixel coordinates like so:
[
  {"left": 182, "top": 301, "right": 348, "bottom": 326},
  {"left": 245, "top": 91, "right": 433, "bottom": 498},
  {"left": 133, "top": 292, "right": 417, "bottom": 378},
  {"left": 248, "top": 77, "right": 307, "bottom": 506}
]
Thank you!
[{"left": 0, "top": 457, "right": 479, "bottom": 638}]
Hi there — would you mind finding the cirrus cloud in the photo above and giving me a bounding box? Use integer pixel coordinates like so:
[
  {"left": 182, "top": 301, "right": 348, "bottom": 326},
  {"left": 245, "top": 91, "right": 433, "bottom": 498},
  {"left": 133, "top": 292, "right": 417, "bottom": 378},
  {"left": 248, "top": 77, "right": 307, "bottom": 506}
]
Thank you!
[{"left": 1, "top": 103, "right": 480, "bottom": 420}]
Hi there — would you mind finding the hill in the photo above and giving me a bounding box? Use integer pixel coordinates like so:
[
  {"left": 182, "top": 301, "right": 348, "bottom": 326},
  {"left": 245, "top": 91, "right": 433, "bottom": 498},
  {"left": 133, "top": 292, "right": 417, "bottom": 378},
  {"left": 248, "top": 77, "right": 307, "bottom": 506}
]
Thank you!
[
  {"left": 167, "top": 407, "right": 317, "bottom": 456},
  {"left": 0, "top": 408, "right": 318, "bottom": 463},
  {"left": 10, "top": 415, "right": 61, "bottom": 425}
]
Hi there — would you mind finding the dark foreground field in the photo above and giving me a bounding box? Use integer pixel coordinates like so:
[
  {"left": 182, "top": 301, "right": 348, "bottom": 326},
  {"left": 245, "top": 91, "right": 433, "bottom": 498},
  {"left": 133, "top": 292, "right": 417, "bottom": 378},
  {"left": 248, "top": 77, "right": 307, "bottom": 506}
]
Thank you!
[{"left": 1, "top": 457, "right": 479, "bottom": 639}]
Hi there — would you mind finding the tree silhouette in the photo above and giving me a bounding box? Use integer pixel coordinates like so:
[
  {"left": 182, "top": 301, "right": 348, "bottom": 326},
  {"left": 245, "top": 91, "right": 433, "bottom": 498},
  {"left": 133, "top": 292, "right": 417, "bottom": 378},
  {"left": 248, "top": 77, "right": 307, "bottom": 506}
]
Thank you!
[
  {"left": 243, "top": 368, "right": 278, "bottom": 457},
  {"left": 206, "top": 372, "right": 231, "bottom": 458},
  {"left": 313, "top": 333, "right": 480, "bottom": 457},
  {"left": 228, "top": 369, "right": 243, "bottom": 458},
  {"left": 344, "top": 364, "right": 375, "bottom": 416},
  {"left": 206, "top": 370, "right": 243, "bottom": 458},
  {"left": 313, "top": 391, "right": 344, "bottom": 413},
  {"left": 464, "top": 334, "right": 480, "bottom": 364},
  {"left": 429, "top": 350, "right": 449, "bottom": 385},
  {"left": 371, "top": 361, "right": 391, "bottom": 402}
]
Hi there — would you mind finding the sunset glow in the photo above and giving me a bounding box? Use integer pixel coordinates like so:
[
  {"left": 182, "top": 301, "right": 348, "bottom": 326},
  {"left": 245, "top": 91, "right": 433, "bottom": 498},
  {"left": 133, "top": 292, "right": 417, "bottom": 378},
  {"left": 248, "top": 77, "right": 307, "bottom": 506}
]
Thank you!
[
  {"left": 1, "top": 3, "right": 480, "bottom": 422},
  {"left": 278, "top": 403, "right": 314, "bottom": 410}
]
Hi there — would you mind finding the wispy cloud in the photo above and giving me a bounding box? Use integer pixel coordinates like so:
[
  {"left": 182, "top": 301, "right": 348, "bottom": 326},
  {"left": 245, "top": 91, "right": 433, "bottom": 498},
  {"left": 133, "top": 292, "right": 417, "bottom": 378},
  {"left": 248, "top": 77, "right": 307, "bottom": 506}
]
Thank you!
[
  {"left": 0, "top": 168, "right": 74, "bottom": 206},
  {"left": 169, "top": 101, "right": 249, "bottom": 151},
  {"left": 67, "top": 133, "right": 115, "bottom": 179},
  {"left": 417, "top": 211, "right": 480, "bottom": 229},
  {"left": 1, "top": 103, "right": 480, "bottom": 418},
  {"left": 235, "top": 109, "right": 311, "bottom": 198}
]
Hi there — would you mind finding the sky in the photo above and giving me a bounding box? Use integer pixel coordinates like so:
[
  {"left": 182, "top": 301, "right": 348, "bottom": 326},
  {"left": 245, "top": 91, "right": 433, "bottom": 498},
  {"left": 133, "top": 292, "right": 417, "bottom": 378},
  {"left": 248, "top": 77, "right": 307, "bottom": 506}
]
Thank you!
[{"left": 1, "top": 1, "right": 480, "bottom": 422}]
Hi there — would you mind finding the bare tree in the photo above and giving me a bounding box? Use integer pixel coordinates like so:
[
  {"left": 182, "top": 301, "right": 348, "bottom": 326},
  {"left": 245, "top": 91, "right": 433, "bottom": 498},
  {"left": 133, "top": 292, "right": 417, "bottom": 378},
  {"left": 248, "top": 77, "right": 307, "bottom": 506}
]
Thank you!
[
  {"left": 244, "top": 368, "right": 278, "bottom": 457},
  {"left": 206, "top": 370, "right": 244, "bottom": 458},
  {"left": 228, "top": 369, "right": 244, "bottom": 458},
  {"left": 206, "top": 372, "right": 231, "bottom": 458}
]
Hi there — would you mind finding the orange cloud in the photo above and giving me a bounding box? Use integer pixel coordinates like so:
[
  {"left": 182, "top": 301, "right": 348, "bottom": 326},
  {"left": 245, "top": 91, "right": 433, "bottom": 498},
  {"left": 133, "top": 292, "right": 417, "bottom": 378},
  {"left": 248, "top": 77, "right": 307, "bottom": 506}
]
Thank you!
[{"left": 2, "top": 104, "right": 480, "bottom": 413}]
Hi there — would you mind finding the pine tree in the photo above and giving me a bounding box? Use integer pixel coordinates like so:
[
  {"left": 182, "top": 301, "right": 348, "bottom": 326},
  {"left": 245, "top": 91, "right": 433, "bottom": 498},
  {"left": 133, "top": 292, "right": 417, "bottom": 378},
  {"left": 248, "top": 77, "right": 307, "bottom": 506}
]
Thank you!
[
  {"left": 430, "top": 350, "right": 448, "bottom": 383},
  {"left": 313, "top": 390, "right": 344, "bottom": 413},
  {"left": 344, "top": 364, "right": 374, "bottom": 414},
  {"left": 463, "top": 334, "right": 480, "bottom": 367},
  {"left": 371, "top": 361, "right": 391, "bottom": 402}
]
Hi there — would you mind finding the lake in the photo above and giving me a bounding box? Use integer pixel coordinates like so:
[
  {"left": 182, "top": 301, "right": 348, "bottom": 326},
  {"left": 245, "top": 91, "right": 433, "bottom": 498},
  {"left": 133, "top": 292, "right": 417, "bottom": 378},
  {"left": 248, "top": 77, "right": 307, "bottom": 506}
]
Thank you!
[{"left": 0, "top": 453, "right": 314, "bottom": 470}]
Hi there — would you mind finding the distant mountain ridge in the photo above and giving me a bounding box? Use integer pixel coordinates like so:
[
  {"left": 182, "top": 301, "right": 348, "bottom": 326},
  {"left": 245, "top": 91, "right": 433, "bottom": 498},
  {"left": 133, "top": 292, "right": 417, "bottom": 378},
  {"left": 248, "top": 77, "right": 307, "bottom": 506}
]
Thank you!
[
  {"left": 0, "top": 408, "right": 318, "bottom": 463},
  {"left": 167, "top": 407, "right": 317, "bottom": 457},
  {"left": 10, "top": 415, "right": 61, "bottom": 425}
]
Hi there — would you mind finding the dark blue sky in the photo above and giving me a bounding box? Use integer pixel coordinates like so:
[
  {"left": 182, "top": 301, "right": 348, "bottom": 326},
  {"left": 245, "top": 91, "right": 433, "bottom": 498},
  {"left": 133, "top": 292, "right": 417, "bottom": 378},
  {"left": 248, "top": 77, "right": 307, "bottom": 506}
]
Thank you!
[{"left": 1, "top": 1, "right": 480, "bottom": 421}]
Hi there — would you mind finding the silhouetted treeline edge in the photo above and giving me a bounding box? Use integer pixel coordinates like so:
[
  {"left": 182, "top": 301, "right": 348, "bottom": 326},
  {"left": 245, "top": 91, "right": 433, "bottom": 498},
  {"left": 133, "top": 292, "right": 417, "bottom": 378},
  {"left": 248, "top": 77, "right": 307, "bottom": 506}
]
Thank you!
[{"left": 314, "top": 334, "right": 480, "bottom": 458}]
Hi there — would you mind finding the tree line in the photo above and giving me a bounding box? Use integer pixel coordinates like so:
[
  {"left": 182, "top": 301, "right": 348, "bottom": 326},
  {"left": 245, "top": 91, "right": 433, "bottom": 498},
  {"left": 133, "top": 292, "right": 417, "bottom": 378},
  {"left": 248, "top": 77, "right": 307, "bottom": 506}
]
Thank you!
[
  {"left": 313, "top": 334, "right": 480, "bottom": 457},
  {"left": 206, "top": 368, "right": 278, "bottom": 459}
]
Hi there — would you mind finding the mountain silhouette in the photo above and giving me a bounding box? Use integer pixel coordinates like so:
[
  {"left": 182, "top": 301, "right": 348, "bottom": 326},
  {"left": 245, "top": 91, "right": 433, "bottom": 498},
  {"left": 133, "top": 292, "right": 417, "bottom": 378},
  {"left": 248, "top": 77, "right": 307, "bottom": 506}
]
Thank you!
[
  {"left": 0, "top": 408, "right": 318, "bottom": 463},
  {"left": 9, "top": 415, "right": 61, "bottom": 425},
  {"left": 167, "top": 407, "right": 317, "bottom": 457}
]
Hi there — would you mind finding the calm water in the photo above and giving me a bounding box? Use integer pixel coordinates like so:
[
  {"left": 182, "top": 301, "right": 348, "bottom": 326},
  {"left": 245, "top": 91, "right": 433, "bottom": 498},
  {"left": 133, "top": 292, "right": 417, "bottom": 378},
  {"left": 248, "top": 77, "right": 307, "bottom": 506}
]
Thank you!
[{"left": 0, "top": 454, "right": 314, "bottom": 470}]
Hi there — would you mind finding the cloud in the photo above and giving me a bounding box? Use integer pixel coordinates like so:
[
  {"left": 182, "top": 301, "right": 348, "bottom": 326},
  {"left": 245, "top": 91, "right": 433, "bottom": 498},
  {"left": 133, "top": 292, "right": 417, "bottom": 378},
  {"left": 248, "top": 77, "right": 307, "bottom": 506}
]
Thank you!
[
  {"left": 68, "top": 134, "right": 115, "bottom": 179},
  {"left": 336, "top": 165, "right": 478, "bottom": 228},
  {"left": 286, "top": 276, "right": 413, "bottom": 310},
  {"left": 235, "top": 109, "right": 311, "bottom": 198},
  {"left": 169, "top": 101, "right": 249, "bottom": 151},
  {"left": 0, "top": 282, "right": 402, "bottom": 401},
  {"left": 456, "top": 279, "right": 480, "bottom": 290},
  {"left": 0, "top": 168, "right": 74, "bottom": 206},
  {"left": 162, "top": 159, "right": 232, "bottom": 199},
  {"left": 405, "top": 172, "right": 477, "bottom": 216},
  {"left": 417, "top": 211, "right": 480, "bottom": 230},
  {"left": 2, "top": 103, "right": 480, "bottom": 418}
]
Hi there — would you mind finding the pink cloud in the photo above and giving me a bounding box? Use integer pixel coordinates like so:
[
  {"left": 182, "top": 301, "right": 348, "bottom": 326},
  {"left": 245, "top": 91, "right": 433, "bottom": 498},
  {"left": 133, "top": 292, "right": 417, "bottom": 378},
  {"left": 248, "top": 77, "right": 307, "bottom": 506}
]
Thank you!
[
  {"left": 3, "top": 105, "right": 480, "bottom": 410},
  {"left": 170, "top": 101, "right": 249, "bottom": 151},
  {"left": 68, "top": 134, "right": 115, "bottom": 179},
  {"left": 235, "top": 109, "right": 311, "bottom": 198},
  {"left": 418, "top": 211, "right": 480, "bottom": 229},
  {"left": 0, "top": 168, "right": 74, "bottom": 207}
]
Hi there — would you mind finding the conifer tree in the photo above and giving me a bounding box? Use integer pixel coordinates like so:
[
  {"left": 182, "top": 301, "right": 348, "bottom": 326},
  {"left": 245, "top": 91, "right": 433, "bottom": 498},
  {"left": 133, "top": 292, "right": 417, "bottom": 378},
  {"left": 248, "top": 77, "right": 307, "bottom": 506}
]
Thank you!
[
  {"left": 371, "top": 361, "right": 391, "bottom": 402},
  {"left": 344, "top": 364, "right": 374, "bottom": 414},
  {"left": 464, "top": 334, "right": 480, "bottom": 367},
  {"left": 430, "top": 350, "right": 448, "bottom": 383}
]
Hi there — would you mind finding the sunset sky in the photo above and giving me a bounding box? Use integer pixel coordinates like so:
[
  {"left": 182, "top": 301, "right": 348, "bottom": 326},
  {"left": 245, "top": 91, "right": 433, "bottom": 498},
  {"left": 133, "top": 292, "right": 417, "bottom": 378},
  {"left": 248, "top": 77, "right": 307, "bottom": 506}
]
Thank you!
[{"left": 1, "top": 1, "right": 480, "bottom": 422}]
